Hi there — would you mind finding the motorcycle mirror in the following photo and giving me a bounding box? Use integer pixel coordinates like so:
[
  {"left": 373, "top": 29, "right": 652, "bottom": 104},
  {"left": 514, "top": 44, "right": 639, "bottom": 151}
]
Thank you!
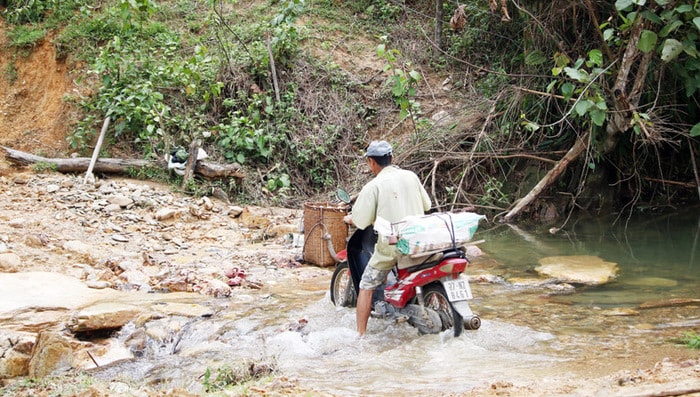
[{"left": 336, "top": 188, "right": 351, "bottom": 204}]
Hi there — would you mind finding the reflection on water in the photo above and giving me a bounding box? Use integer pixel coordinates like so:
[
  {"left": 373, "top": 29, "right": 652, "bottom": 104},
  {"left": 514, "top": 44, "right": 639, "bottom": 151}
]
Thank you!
[
  {"left": 91, "top": 209, "right": 699, "bottom": 395},
  {"left": 478, "top": 208, "right": 700, "bottom": 306}
]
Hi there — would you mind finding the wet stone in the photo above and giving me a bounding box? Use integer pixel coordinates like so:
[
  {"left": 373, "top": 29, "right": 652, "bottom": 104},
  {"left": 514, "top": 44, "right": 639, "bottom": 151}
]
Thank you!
[{"left": 535, "top": 255, "right": 618, "bottom": 286}]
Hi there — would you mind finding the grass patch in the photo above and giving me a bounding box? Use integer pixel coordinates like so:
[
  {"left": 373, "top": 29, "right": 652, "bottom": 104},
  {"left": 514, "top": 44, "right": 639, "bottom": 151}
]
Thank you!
[
  {"left": 5, "top": 24, "right": 46, "bottom": 48},
  {"left": 202, "top": 359, "right": 277, "bottom": 393},
  {"left": 681, "top": 331, "right": 700, "bottom": 349}
]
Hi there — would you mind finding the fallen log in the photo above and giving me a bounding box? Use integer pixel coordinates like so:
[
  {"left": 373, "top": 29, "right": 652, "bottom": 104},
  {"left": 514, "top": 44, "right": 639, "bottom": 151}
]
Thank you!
[{"left": 2, "top": 146, "right": 244, "bottom": 180}]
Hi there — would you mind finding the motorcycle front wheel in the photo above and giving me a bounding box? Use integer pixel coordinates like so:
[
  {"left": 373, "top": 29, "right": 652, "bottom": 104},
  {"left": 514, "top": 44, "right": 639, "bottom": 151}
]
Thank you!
[
  {"left": 422, "top": 283, "right": 464, "bottom": 337},
  {"left": 330, "top": 261, "right": 357, "bottom": 307}
]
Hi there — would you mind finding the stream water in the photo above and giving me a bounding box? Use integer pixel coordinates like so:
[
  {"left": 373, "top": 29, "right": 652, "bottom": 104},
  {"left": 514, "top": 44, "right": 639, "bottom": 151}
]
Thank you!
[{"left": 90, "top": 208, "right": 700, "bottom": 395}]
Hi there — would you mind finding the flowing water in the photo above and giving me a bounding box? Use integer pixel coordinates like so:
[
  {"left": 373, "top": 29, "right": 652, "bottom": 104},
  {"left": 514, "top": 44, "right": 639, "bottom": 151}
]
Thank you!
[{"left": 90, "top": 208, "right": 700, "bottom": 395}]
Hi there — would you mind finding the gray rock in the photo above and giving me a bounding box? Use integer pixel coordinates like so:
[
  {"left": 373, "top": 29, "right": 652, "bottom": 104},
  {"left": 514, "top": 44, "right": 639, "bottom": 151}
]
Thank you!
[{"left": 109, "top": 194, "right": 133, "bottom": 208}]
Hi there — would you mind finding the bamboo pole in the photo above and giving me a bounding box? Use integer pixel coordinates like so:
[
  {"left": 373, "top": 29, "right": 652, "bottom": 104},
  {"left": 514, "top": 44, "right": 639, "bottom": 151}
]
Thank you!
[
  {"left": 84, "top": 116, "right": 110, "bottom": 184},
  {"left": 266, "top": 32, "right": 280, "bottom": 103}
]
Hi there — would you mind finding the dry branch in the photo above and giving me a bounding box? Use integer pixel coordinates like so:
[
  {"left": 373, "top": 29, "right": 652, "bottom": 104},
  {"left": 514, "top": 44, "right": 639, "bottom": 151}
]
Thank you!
[
  {"left": 502, "top": 134, "right": 589, "bottom": 223},
  {"left": 85, "top": 116, "right": 110, "bottom": 184},
  {"left": 2, "top": 146, "right": 244, "bottom": 180}
]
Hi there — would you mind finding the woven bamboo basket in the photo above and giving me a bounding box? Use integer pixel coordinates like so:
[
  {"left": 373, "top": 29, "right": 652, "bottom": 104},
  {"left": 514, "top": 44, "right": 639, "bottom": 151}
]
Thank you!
[{"left": 302, "top": 202, "right": 348, "bottom": 267}]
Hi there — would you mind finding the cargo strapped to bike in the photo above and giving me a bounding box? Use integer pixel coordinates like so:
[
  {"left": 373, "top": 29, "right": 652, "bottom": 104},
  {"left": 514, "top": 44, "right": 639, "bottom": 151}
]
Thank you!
[{"left": 382, "top": 212, "right": 485, "bottom": 256}]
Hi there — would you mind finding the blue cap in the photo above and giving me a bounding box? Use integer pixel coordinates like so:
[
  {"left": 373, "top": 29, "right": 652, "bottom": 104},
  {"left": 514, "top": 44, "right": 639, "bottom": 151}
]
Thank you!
[{"left": 364, "top": 140, "right": 393, "bottom": 157}]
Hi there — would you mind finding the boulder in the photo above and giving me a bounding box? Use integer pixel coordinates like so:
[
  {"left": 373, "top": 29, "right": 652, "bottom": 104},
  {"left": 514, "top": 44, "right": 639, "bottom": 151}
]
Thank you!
[
  {"left": 238, "top": 206, "right": 272, "bottom": 229},
  {"left": 0, "top": 330, "right": 34, "bottom": 378},
  {"left": 0, "top": 252, "right": 21, "bottom": 272},
  {"left": 28, "top": 330, "right": 73, "bottom": 378},
  {"left": 67, "top": 302, "right": 144, "bottom": 333},
  {"left": 535, "top": 255, "right": 618, "bottom": 286}
]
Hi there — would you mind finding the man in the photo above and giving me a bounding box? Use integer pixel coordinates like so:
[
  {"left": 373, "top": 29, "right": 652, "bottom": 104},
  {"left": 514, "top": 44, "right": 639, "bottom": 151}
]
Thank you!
[{"left": 343, "top": 140, "right": 431, "bottom": 336}]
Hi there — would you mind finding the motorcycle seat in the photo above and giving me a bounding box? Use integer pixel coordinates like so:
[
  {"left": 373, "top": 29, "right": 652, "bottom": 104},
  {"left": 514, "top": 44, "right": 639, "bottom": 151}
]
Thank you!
[
  {"left": 396, "top": 252, "right": 443, "bottom": 269},
  {"left": 396, "top": 248, "right": 467, "bottom": 272}
]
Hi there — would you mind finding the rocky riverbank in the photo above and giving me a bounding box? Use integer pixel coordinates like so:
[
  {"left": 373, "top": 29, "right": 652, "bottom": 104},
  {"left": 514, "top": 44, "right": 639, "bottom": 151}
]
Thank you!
[{"left": 0, "top": 171, "right": 698, "bottom": 396}]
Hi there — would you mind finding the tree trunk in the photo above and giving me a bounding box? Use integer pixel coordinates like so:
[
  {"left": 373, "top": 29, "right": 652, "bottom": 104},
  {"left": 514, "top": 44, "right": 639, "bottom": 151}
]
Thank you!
[
  {"left": 602, "top": 17, "right": 647, "bottom": 154},
  {"left": 435, "top": 0, "right": 443, "bottom": 49},
  {"left": 2, "top": 146, "right": 244, "bottom": 180}
]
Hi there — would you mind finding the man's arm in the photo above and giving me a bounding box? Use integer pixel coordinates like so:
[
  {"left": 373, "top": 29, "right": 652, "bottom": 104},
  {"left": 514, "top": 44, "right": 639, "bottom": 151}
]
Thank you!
[{"left": 349, "top": 184, "right": 377, "bottom": 230}]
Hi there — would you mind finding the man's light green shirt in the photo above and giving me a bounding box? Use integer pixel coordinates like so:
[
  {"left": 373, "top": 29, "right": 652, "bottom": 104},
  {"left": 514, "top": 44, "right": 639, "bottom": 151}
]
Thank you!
[{"left": 352, "top": 165, "right": 431, "bottom": 230}]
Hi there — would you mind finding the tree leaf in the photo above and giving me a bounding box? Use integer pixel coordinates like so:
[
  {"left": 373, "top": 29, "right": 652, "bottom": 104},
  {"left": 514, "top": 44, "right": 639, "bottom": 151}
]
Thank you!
[
  {"left": 564, "top": 67, "right": 588, "bottom": 82},
  {"left": 525, "top": 50, "right": 547, "bottom": 66},
  {"left": 660, "top": 20, "right": 684, "bottom": 38},
  {"left": 575, "top": 99, "right": 592, "bottom": 116},
  {"left": 691, "top": 123, "right": 700, "bottom": 137},
  {"left": 376, "top": 43, "right": 386, "bottom": 57},
  {"left": 561, "top": 82, "right": 575, "bottom": 99},
  {"left": 546, "top": 80, "right": 556, "bottom": 93},
  {"left": 694, "top": 17, "right": 700, "bottom": 33},
  {"left": 587, "top": 49, "right": 603, "bottom": 67},
  {"left": 590, "top": 109, "right": 606, "bottom": 126},
  {"left": 638, "top": 30, "right": 658, "bottom": 53},
  {"left": 661, "top": 39, "right": 684, "bottom": 62},
  {"left": 641, "top": 10, "right": 662, "bottom": 24},
  {"left": 615, "top": 0, "right": 633, "bottom": 11},
  {"left": 603, "top": 28, "right": 615, "bottom": 42}
]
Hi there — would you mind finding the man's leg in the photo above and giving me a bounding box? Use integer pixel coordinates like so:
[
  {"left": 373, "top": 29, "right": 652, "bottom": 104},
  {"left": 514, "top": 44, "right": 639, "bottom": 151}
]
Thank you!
[
  {"left": 356, "top": 288, "right": 373, "bottom": 336},
  {"left": 357, "top": 265, "right": 390, "bottom": 336},
  {"left": 357, "top": 240, "right": 395, "bottom": 336}
]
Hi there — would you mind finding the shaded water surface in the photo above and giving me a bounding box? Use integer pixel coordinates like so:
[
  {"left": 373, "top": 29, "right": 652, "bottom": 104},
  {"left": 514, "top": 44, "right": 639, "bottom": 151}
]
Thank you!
[{"left": 92, "top": 209, "right": 700, "bottom": 395}]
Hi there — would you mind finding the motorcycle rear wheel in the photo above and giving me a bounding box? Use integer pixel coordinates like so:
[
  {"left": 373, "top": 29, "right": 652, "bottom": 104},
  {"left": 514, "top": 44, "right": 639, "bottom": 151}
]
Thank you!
[
  {"left": 422, "top": 283, "right": 464, "bottom": 337},
  {"left": 330, "top": 261, "right": 357, "bottom": 307}
]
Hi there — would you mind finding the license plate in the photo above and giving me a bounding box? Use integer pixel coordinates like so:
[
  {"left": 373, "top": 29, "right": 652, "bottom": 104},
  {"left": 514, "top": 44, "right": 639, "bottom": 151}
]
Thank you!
[{"left": 443, "top": 278, "right": 473, "bottom": 302}]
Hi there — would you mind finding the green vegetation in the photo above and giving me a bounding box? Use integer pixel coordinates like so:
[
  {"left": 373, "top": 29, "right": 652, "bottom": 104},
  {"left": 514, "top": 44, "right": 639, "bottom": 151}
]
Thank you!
[
  {"left": 681, "top": 331, "right": 700, "bottom": 349},
  {"left": 4, "top": 24, "right": 46, "bottom": 48},
  {"left": 0, "top": 0, "right": 697, "bottom": 217},
  {"left": 30, "top": 161, "right": 58, "bottom": 173},
  {"left": 0, "top": 372, "right": 95, "bottom": 396},
  {"left": 3, "top": 56, "right": 17, "bottom": 83},
  {"left": 201, "top": 360, "right": 276, "bottom": 393}
]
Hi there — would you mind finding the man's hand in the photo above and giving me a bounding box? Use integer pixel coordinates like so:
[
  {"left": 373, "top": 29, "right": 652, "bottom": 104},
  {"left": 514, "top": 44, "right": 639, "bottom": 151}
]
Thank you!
[{"left": 343, "top": 214, "right": 354, "bottom": 225}]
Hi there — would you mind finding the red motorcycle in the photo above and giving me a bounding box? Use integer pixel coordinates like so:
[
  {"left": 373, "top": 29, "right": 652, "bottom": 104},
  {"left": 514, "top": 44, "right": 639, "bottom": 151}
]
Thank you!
[{"left": 329, "top": 191, "right": 482, "bottom": 337}]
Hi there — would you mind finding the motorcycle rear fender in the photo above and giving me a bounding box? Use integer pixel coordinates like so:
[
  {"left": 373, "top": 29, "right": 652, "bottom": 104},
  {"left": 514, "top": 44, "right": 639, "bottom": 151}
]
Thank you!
[{"left": 450, "top": 300, "right": 474, "bottom": 318}]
